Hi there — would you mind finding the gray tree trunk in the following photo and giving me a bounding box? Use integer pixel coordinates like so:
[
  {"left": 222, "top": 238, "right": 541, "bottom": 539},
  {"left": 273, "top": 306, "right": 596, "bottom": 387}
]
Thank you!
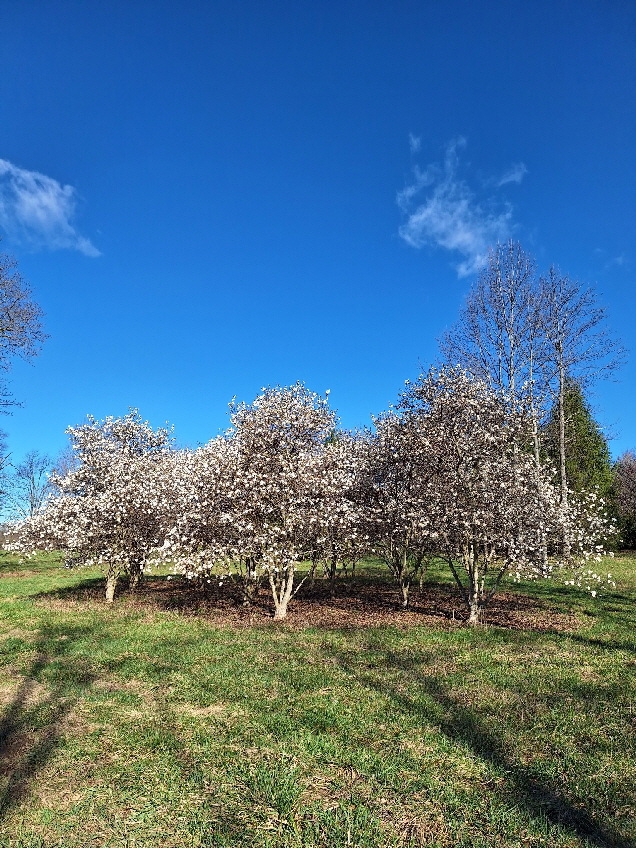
[
  {"left": 558, "top": 360, "right": 568, "bottom": 507},
  {"left": 467, "top": 597, "right": 481, "bottom": 625},
  {"left": 269, "top": 565, "right": 295, "bottom": 620},
  {"left": 241, "top": 558, "right": 259, "bottom": 606},
  {"left": 399, "top": 580, "right": 410, "bottom": 608},
  {"left": 128, "top": 560, "right": 143, "bottom": 592},
  {"left": 105, "top": 565, "right": 118, "bottom": 603}
]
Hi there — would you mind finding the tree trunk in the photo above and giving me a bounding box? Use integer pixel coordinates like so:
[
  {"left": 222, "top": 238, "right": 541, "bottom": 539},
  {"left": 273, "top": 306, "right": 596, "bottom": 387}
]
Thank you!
[
  {"left": 269, "top": 565, "right": 295, "bottom": 620},
  {"left": 328, "top": 551, "right": 338, "bottom": 597},
  {"left": 241, "top": 557, "right": 259, "bottom": 606},
  {"left": 558, "top": 357, "right": 571, "bottom": 558},
  {"left": 558, "top": 360, "right": 568, "bottom": 507},
  {"left": 418, "top": 559, "right": 429, "bottom": 594},
  {"left": 467, "top": 596, "right": 481, "bottom": 625},
  {"left": 465, "top": 542, "right": 481, "bottom": 625},
  {"left": 105, "top": 565, "right": 118, "bottom": 603},
  {"left": 399, "top": 579, "right": 410, "bottom": 609},
  {"left": 242, "top": 576, "right": 258, "bottom": 606},
  {"left": 128, "top": 560, "right": 143, "bottom": 592},
  {"left": 308, "top": 556, "right": 318, "bottom": 589}
]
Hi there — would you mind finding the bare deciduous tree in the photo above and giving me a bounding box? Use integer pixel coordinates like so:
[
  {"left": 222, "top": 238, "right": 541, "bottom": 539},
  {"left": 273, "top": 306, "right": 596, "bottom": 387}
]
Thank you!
[
  {"left": 439, "top": 241, "right": 547, "bottom": 463},
  {"left": 6, "top": 450, "right": 52, "bottom": 518},
  {"left": 9, "top": 410, "right": 174, "bottom": 601},
  {"left": 0, "top": 247, "right": 47, "bottom": 410},
  {"left": 540, "top": 267, "right": 625, "bottom": 506},
  {"left": 440, "top": 243, "right": 624, "bottom": 505},
  {"left": 614, "top": 451, "right": 636, "bottom": 548},
  {"left": 615, "top": 451, "right": 636, "bottom": 517}
]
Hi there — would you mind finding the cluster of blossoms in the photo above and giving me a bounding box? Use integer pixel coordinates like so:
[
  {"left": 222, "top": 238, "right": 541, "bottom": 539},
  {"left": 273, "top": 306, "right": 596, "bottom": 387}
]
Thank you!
[
  {"left": 156, "top": 384, "right": 362, "bottom": 619},
  {"left": 8, "top": 372, "right": 617, "bottom": 622},
  {"left": 9, "top": 411, "right": 175, "bottom": 601}
]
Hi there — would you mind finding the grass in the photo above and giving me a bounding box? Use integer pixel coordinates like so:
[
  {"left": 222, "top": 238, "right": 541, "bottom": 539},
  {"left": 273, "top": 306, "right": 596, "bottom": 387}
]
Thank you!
[{"left": 0, "top": 552, "right": 634, "bottom": 847}]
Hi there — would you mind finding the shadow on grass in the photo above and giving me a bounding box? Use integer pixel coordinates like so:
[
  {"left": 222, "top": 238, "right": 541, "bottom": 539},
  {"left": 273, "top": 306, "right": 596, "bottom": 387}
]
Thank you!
[
  {"left": 550, "top": 632, "right": 636, "bottom": 655},
  {"left": 326, "top": 645, "right": 635, "bottom": 848},
  {"left": 29, "top": 575, "right": 106, "bottom": 602},
  {"left": 0, "top": 624, "right": 97, "bottom": 822}
]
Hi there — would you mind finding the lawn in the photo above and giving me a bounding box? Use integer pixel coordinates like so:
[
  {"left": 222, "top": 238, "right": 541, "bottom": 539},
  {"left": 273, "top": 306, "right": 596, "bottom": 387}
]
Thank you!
[{"left": 0, "top": 552, "right": 634, "bottom": 847}]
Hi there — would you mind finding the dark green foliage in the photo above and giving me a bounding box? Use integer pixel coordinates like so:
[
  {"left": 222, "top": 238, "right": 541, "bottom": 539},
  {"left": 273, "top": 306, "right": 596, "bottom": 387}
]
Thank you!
[{"left": 542, "top": 380, "right": 613, "bottom": 498}]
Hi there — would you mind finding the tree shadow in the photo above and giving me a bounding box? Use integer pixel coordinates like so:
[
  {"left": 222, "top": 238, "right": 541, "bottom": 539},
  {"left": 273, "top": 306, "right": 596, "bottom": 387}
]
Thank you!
[
  {"left": 30, "top": 575, "right": 105, "bottom": 601},
  {"left": 0, "top": 624, "right": 97, "bottom": 821},
  {"left": 544, "top": 631, "right": 636, "bottom": 655},
  {"left": 324, "top": 644, "right": 635, "bottom": 848}
]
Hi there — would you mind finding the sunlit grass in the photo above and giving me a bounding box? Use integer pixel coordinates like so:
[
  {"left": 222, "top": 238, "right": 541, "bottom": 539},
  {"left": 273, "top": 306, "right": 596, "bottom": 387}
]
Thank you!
[{"left": 0, "top": 550, "right": 634, "bottom": 846}]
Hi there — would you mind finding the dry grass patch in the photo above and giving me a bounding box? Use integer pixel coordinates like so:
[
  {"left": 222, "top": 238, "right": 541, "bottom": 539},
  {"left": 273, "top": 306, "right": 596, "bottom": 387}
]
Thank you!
[
  {"left": 175, "top": 702, "right": 230, "bottom": 719},
  {"left": 0, "top": 674, "right": 48, "bottom": 706}
]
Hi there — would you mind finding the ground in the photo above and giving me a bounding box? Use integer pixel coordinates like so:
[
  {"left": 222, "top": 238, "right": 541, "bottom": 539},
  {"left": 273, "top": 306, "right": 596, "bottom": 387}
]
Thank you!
[{"left": 0, "top": 553, "right": 634, "bottom": 847}]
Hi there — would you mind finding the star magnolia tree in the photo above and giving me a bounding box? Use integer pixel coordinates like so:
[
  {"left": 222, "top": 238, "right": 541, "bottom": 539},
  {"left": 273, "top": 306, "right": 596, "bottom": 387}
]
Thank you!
[
  {"left": 10, "top": 410, "right": 174, "bottom": 601},
  {"left": 363, "top": 411, "right": 439, "bottom": 608},
  {"left": 394, "top": 368, "right": 616, "bottom": 623},
  {"left": 158, "top": 436, "right": 264, "bottom": 605},
  {"left": 162, "top": 384, "right": 344, "bottom": 619},
  {"left": 308, "top": 432, "right": 369, "bottom": 593}
]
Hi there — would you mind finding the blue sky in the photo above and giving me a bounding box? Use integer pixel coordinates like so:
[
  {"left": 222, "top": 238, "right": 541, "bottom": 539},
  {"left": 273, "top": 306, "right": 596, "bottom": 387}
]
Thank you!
[{"left": 0, "top": 0, "right": 634, "bottom": 464}]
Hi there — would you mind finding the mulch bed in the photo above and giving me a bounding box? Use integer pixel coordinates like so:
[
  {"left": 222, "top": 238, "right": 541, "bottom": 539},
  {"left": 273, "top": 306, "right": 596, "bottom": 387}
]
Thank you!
[{"left": 38, "top": 572, "right": 583, "bottom": 633}]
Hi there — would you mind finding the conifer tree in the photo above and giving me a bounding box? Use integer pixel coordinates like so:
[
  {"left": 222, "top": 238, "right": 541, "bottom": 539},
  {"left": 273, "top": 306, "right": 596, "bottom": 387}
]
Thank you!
[{"left": 542, "top": 379, "right": 613, "bottom": 497}]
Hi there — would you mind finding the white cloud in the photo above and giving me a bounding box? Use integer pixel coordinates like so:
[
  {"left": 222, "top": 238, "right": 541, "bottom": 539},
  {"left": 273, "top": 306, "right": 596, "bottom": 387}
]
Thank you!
[
  {"left": 497, "top": 162, "right": 527, "bottom": 186},
  {"left": 397, "top": 139, "right": 519, "bottom": 277},
  {"left": 408, "top": 133, "right": 421, "bottom": 154},
  {"left": 0, "top": 159, "right": 100, "bottom": 256}
]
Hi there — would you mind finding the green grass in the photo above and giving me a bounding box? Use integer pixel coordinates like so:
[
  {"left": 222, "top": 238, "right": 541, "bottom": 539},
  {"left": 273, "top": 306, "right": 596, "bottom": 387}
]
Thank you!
[{"left": 0, "top": 551, "right": 634, "bottom": 847}]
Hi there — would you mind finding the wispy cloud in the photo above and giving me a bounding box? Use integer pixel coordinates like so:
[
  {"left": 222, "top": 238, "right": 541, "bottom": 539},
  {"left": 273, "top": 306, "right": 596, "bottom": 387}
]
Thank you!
[
  {"left": 397, "top": 138, "right": 523, "bottom": 277},
  {"left": 0, "top": 159, "right": 100, "bottom": 256},
  {"left": 497, "top": 162, "right": 527, "bottom": 186},
  {"left": 408, "top": 133, "right": 421, "bottom": 154},
  {"left": 593, "top": 248, "right": 630, "bottom": 273}
]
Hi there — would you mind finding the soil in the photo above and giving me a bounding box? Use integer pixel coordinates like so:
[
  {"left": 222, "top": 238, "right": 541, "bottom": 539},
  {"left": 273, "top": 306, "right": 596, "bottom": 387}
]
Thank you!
[{"left": 38, "top": 572, "right": 583, "bottom": 633}]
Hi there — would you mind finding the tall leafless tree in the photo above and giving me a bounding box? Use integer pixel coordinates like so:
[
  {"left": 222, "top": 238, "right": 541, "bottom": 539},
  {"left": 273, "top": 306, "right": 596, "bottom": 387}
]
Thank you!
[
  {"left": 614, "top": 450, "right": 636, "bottom": 547},
  {"left": 440, "top": 243, "right": 624, "bottom": 500},
  {"left": 0, "top": 247, "right": 47, "bottom": 410},
  {"left": 6, "top": 450, "right": 52, "bottom": 519},
  {"left": 540, "top": 267, "right": 625, "bottom": 506},
  {"left": 439, "top": 241, "right": 548, "bottom": 464}
]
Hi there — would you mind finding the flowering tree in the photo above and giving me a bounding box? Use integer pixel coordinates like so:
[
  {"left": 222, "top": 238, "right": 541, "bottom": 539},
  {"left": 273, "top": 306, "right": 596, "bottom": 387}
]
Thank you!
[
  {"left": 309, "top": 432, "right": 368, "bottom": 594},
  {"left": 161, "top": 385, "right": 340, "bottom": 619},
  {"left": 10, "top": 410, "right": 174, "bottom": 601},
  {"left": 363, "top": 411, "right": 437, "bottom": 607},
  {"left": 225, "top": 384, "right": 340, "bottom": 619},
  {"left": 397, "top": 368, "right": 615, "bottom": 623},
  {"left": 158, "top": 437, "right": 264, "bottom": 604}
]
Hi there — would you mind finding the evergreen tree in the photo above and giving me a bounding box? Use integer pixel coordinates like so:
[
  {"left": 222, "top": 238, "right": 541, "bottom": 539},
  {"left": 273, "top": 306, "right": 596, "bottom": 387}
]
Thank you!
[{"left": 542, "top": 379, "right": 613, "bottom": 497}]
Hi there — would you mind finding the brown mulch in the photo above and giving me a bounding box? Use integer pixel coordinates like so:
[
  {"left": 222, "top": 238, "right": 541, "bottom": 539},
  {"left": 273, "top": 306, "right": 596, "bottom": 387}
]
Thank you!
[{"left": 36, "top": 573, "right": 583, "bottom": 634}]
